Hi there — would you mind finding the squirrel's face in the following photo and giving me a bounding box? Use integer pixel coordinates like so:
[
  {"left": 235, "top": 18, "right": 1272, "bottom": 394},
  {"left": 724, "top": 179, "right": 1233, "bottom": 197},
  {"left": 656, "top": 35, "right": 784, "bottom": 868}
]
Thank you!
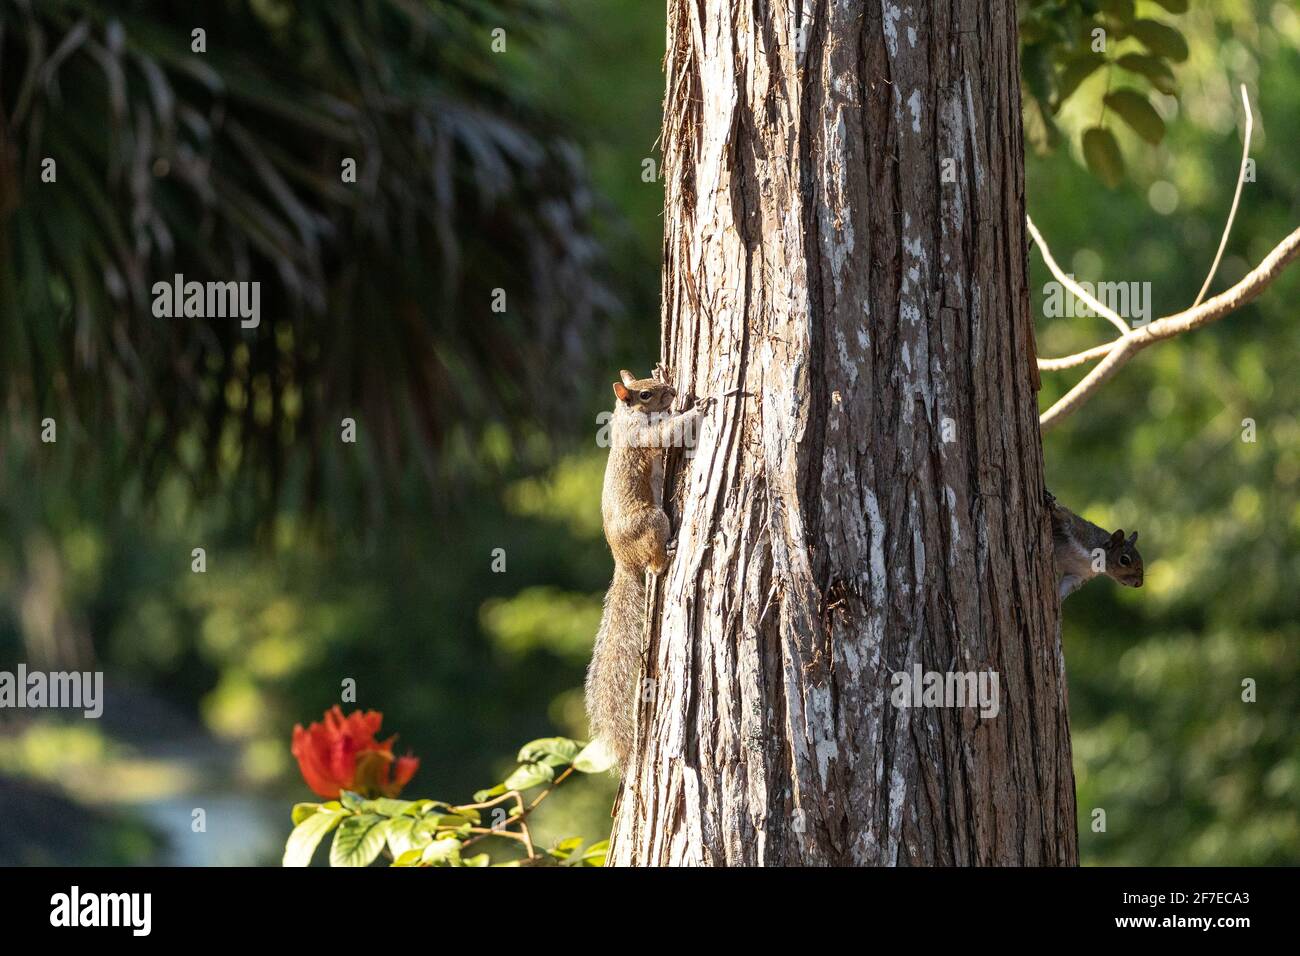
[
  {"left": 1104, "top": 529, "right": 1144, "bottom": 588},
  {"left": 612, "top": 369, "right": 676, "bottom": 413}
]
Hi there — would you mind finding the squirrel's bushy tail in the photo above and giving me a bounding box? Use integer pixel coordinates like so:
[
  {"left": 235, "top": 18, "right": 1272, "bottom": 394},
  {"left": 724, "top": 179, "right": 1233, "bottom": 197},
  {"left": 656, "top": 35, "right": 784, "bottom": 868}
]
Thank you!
[{"left": 585, "top": 562, "right": 645, "bottom": 770}]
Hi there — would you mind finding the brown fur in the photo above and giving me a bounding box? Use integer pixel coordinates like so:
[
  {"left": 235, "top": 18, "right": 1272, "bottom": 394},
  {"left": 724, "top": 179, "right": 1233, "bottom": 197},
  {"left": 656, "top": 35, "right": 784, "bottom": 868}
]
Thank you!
[
  {"left": 585, "top": 369, "right": 710, "bottom": 769},
  {"left": 1047, "top": 490, "right": 1144, "bottom": 599}
]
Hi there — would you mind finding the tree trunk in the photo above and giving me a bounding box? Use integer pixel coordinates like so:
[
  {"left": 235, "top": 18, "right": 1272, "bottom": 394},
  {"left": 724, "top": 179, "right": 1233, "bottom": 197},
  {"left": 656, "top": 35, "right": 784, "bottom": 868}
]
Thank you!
[{"left": 608, "top": 0, "right": 1076, "bottom": 865}]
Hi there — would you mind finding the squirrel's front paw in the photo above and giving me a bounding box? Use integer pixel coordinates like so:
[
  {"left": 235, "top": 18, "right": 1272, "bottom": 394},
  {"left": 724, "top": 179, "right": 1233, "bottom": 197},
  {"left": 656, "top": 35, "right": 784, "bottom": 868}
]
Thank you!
[{"left": 694, "top": 396, "right": 715, "bottom": 414}]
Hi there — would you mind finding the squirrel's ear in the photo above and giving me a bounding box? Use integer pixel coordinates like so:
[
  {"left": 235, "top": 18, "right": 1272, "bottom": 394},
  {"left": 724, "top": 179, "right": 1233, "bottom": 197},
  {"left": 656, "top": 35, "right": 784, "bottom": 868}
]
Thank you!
[
  {"left": 619, "top": 369, "right": 636, "bottom": 387},
  {"left": 1109, "top": 529, "right": 1126, "bottom": 546},
  {"left": 1126, "top": 531, "right": 1139, "bottom": 546},
  {"left": 612, "top": 381, "right": 630, "bottom": 402}
]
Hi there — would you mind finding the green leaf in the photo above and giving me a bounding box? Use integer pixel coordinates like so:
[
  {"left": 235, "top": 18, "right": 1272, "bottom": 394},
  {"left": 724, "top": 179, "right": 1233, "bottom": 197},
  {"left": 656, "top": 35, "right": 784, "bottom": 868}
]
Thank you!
[
  {"left": 291, "top": 802, "right": 322, "bottom": 826},
  {"left": 385, "top": 816, "right": 420, "bottom": 858},
  {"left": 1149, "top": 0, "right": 1188, "bottom": 13},
  {"left": 444, "top": 806, "right": 481, "bottom": 825},
  {"left": 330, "top": 814, "right": 390, "bottom": 867},
  {"left": 408, "top": 800, "right": 450, "bottom": 816},
  {"left": 360, "top": 797, "right": 417, "bottom": 818},
  {"left": 573, "top": 739, "right": 616, "bottom": 774},
  {"left": 579, "top": 840, "right": 610, "bottom": 867},
  {"left": 392, "top": 848, "right": 425, "bottom": 867},
  {"left": 516, "top": 737, "right": 582, "bottom": 767},
  {"left": 1130, "top": 19, "right": 1189, "bottom": 63},
  {"left": 501, "top": 761, "right": 556, "bottom": 792},
  {"left": 551, "top": 836, "right": 584, "bottom": 859},
  {"left": 473, "top": 783, "right": 507, "bottom": 802},
  {"left": 1104, "top": 90, "right": 1165, "bottom": 144},
  {"left": 283, "top": 809, "right": 344, "bottom": 867},
  {"left": 339, "top": 790, "right": 365, "bottom": 811},
  {"left": 1099, "top": 0, "right": 1135, "bottom": 18},
  {"left": 1055, "top": 52, "right": 1107, "bottom": 108},
  {"left": 406, "top": 819, "right": 438, "bottom": 847},
  {"left": 1082, "top": 127, "right": 1125, "bottom": 188},
  {"left": 1115, "top": 53, "right": 1177, "bottom": 95},
  {"left": 462, "top": 853, "right": 491, "bottom": 867},
  {"left": 421, "top": 837, "right": 464, "bottom": 866},
  {"left": 424, "top": 813, "right": 476, "bottom": 830}
]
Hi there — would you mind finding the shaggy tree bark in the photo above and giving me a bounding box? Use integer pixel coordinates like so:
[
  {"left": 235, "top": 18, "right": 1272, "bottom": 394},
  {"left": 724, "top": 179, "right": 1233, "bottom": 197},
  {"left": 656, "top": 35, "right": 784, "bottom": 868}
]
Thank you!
[{"left": 608, "top": 0, "right": 1075, "bottom": 865}]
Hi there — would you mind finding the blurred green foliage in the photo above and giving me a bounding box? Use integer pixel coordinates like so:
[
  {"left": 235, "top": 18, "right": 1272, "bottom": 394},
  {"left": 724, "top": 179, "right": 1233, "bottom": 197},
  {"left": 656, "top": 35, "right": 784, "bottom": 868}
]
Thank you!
[
  {"left": 1, "top": 0, "right": 1297, "bottom": 865},
  {"left": 1032, "top": 0, "right": 1300, "bottom": 865},
  {"left": 1020, "top": 0, "right": 1192, "bottom": 185},
  {"left": 0, "top": 0, "right": 614, "bottom": 517}
]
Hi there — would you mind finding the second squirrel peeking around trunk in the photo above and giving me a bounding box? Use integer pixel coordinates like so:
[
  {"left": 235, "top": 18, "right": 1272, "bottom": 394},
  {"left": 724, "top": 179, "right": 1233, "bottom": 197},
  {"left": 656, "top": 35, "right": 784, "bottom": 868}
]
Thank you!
[
  {"left": 1047, "top": 490, "right": 1144, "bottom": 600},
  {"left": 585, "top": 367, "right": 712, "bottom": 771}
]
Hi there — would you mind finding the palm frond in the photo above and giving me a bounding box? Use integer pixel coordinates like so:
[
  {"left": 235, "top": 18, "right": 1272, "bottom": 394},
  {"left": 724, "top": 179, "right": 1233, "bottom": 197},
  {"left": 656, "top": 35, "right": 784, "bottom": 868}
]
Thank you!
[{"left": 0, "top": 0, "right": 618, "bottom": 514}]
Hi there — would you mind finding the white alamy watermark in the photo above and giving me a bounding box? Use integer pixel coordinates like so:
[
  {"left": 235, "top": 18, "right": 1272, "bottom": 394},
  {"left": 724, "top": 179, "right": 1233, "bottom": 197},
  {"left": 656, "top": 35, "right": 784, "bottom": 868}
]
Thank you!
[
  {"left": 152, "top": 273, "right": 260, "bottom": 328},
  {"left": 890, "top": 664, "right": 1000, "bottom": 718},
  {"left": 1042, "top": 277, "right": 1152, "bottom": 326},
  {"left": 595, "top": 410, "right": 704, "bottom": 453},
  {"left": 0, "top": 665, "right": 103, "bottom": 718},
  {"left": 50, "top": 887, "right": 151, "bottom": 936}
]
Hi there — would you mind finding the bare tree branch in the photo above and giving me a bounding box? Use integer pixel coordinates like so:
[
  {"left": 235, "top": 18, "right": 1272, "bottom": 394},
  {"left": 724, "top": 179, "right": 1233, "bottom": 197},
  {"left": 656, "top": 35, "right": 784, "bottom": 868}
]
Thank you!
[
  {"left": 1192, "top": 85, "right": 1254, "bottom": 309},
  {"left": 1039, "top": 226, "right": 1300, "bottom": 431},
  {"left": 1036, "top": 87, "right": 1256, "bottom": 374},
  {"left": 1033, "top": 87, "right": 1300, "bottom": 430},
  {"left": 1026, "top": 215, "right": 1130, "bottom": 336},
  {"left": 1036, "top": 339, "right": 1119, "bottom": 371}
]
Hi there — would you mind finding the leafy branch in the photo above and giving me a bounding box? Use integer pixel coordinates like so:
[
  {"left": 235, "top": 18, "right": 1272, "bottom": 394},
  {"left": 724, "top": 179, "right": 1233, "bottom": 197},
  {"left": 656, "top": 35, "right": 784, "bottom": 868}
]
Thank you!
[
  {"left": 283, "top": 737, "right": 614, "bottom": 868},
  {"left": 1020, "top": 0, "right": 1189, "bottom": 186},
  {"left": 1032, "top": 86, "right": 1300, "bottom": 431}
]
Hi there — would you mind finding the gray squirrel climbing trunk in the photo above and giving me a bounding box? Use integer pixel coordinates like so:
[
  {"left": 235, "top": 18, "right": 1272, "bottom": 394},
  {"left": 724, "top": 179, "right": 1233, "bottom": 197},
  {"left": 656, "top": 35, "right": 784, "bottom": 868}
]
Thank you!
[{"left": 607, "top": 0, "right": 1076, "bottom": 865}]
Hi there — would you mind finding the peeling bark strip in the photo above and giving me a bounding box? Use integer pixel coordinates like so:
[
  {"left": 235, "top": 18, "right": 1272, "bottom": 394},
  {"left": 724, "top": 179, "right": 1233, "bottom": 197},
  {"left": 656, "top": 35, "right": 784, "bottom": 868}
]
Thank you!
[{"left": 609, "top": 0, "right": 1075, "bottom": 865}]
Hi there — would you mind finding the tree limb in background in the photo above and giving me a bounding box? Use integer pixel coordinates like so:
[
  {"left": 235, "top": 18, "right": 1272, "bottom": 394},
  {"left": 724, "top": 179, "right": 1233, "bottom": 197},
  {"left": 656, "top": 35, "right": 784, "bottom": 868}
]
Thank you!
[
  {"left": 1027, "top": 215, "right": 1130, "bottom": 337},
  {"left": 1191, "top": 86, "right": 1254, "bottom": 309},
  {"left": 1039, "top": 227, "right": 1300, "bottom": 431},
  {"left": 1034, "top": 86, "right": 1299, "bottom": 431},
  {"left": 1036, "top": 340, "right": 1116, "bottom": 372}
]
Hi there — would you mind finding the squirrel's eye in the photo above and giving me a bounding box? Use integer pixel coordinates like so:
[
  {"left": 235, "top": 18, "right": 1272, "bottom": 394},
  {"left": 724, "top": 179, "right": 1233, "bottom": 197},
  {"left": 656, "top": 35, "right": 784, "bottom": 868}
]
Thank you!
[
  {"left": 639, "top": 390, "right": 651, "bottom": 401},
  {"left": 1119, "top": 555, "right": 1131, "bottom": 567}
]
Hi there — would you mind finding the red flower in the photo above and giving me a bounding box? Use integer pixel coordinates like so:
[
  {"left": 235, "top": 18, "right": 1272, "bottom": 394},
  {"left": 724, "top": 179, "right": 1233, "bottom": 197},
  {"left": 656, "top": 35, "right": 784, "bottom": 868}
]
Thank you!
[{"left": 291, "top": 706, "right": 419, "bottom": 799}]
